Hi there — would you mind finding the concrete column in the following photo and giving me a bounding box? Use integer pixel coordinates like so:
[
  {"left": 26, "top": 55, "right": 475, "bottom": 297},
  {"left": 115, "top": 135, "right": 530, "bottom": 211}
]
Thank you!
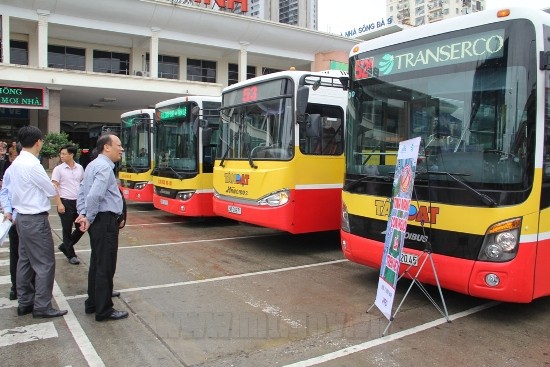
[
  {"left": 179, "top": 57, "right": 186, "bottom": 81},
  {"left": 37, "top": 9, "right": 49, "bottom": 68},
  {"left": 218, "top": 57, "right": 229, "bottom": 88},
  {"left": 239, "top": 41, "right": 249, "bottom": 82},
  {"left": 46, "top": 88, "right": 61, "bottom": 133},
  {"left": 1, "top": 15, "right": 10, "bottom": 64},
  {"left": 85, "top": 46, "right": 94, "bottom": 72},
  {"left": 149, "top": 27, "right": 160, "bottom": 78}
]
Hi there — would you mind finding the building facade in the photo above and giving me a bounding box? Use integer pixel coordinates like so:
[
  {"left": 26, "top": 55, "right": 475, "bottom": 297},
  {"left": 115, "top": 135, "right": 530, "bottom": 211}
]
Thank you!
[
  {"left": 0, "top": 0, "right": 350, "bottom": 151},
  {"left": 387, "top": 0, "right": 486, "bottom": 26}
]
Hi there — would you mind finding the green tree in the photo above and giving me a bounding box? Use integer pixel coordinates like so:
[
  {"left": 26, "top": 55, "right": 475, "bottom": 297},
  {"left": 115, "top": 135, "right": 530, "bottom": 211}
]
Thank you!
[{"left": 41, "top": 132, "right": 74, "bottom": 159}]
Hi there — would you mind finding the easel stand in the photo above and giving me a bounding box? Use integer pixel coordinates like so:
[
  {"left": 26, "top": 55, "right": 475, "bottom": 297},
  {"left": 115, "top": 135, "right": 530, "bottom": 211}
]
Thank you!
[{"left": 368, "top": 243, "right": 451, "bottom": 336}]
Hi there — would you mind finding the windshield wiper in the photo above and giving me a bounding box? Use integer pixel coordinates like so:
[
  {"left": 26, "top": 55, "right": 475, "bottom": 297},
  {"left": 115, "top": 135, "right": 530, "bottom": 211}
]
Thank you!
[
  {"left": 120, "top": 161, "right": 140, "bottom": 174},
  {"left": 159, "top": 165, "right": 183, "bottom": 179},
  {"left": 343, "top": 173, "right": 394, "bottom": 191},
  {"left": 419, "top": 170, "right": 498, "bottom": 207},
  {"left": 219, "top": 146, "right": 232, "bottom": 168},
  {"left": 246, "top": 142, "right": 257, "bottom": 169}
]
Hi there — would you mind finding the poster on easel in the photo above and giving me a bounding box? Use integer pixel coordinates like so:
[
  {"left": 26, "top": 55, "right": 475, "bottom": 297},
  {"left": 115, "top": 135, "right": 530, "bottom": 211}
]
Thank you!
[{"left": 375, "top": 137, "right": 421, "bottom": 320}]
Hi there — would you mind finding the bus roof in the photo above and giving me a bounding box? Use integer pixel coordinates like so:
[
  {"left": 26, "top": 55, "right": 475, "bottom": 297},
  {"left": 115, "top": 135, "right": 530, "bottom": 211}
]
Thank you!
[
  {"left": 350, "top": 7, "right": 550, "bottom": 56},
  {"left": 154, "top": 95, "right": 221, "bottom": 109},
  {"left": 222, "top": 69, "right": 348, "bottom": 94},
  {"left": 120, "top": 109, "right": 155, "bottom": 119}
]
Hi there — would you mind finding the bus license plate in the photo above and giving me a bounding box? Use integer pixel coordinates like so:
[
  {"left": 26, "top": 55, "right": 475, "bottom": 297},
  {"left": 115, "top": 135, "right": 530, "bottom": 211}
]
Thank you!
[
  {"left": 400, "top": 252, "right": 418, "bottom": 266},
  {"left": 160, "top": 199, "right": 169, "bottom": 206},
  {"left": 228, "top": 205, "right": 241, "bottom": 215}
]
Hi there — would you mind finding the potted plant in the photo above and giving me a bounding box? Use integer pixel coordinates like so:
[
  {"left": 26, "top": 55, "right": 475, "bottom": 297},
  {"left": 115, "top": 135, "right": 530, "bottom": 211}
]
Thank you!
[{"left": 41, "top": 132, "right": 76, "bottom": 169}]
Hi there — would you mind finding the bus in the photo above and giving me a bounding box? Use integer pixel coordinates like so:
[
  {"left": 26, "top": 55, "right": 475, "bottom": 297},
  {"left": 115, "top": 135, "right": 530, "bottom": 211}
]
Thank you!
[
  {"left": 212, "top": 70, "right": 347, "bottom": 234},
  {"left": 340, "top": 8, "right": 550, "bottom": 303},
  {"left": 118, "top": 109, "right": 155, "bottom": 202},
  {"left": 152, "top": 96, "right": 221, "bottom": 216}
]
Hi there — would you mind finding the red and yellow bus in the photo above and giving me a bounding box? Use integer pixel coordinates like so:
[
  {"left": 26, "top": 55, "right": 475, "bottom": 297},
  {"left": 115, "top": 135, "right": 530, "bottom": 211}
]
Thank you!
[
  {"left": 119, "top": 109, "right": 155, "bottom": 202},
  {"left": 212, "top": 70, "right": 347, "bottom": 233},
  {"left": 152, "top": 96, "right": 221, "bottom": 216},
  {"left": 341, "top": 8, "right": 550, "bottom": 302}
]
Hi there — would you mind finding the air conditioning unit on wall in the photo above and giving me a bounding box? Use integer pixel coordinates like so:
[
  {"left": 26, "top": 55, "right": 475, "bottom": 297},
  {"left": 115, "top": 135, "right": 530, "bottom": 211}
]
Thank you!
[{"left": 134, "top": 70, "right": 150, "bottom": 77}]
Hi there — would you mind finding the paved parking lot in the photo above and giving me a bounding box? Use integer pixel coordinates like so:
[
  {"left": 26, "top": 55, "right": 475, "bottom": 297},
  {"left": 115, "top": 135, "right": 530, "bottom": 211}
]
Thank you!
[{"left": 1, "top": 202, "right": 550, "bottom": 366}]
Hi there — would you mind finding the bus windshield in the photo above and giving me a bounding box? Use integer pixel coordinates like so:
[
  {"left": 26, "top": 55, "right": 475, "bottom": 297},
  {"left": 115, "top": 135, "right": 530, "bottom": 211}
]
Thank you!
[
  {"left": 121, "top": 114, "right": 152, "bottom": 170},
  {"left": 346, "top": 19, "right": 537, "bottom": 206},
  {"left": 156, "top": 102, "right": 198, "bottom": 172},
  {"left": 219, "top": 78, "right": 294, "bottom": 162}
]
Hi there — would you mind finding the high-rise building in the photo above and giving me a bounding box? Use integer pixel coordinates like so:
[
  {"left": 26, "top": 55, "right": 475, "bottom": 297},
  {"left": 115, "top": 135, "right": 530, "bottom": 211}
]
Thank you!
[
  {"left": 235, "top": 0, "right": 318, "bottom": 30},
  {"left": 387, "top": 0, "right": 486, "bottom": 27},
  {"left": 162, "top": 0, "right": 318, "bottom": 30}
]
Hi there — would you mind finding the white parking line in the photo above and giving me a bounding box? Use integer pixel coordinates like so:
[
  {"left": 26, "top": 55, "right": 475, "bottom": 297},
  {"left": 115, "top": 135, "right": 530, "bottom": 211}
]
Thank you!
[
  {"left": 53, "top": 281, "right": 105, "bottom": 367},
  {"left": 0, "top": 275, "right": 10, "bottom": 285},
  {"left": 65, "top": 259, "right": 348, "bottom": 300},
  {"left": 0, "top": 298, "right": 17, "bottom": 309},
  {"left": 58, "top": 233, "right": 284, "bottom": 254},
  {"left": 283, "top": 302, "right": 499, "bottom": 367},
  {"left": 0, "top": 322, "right": 58, "bottom": 348},
  {"left": 51, "top": 220, "right": 188, "bottom": 231}
]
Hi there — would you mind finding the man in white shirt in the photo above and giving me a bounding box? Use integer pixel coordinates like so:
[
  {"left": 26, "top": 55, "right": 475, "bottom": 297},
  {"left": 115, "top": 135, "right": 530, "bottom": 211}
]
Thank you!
[
  {"left": 52, "top": 144, "right": 84, "bottom": 265},
  {"left": 9, "top": 126, "right": 67, "bottom": 318}
]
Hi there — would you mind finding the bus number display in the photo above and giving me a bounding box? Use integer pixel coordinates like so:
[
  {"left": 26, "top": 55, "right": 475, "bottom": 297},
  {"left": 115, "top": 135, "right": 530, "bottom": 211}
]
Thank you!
[{"left": 242, "top": 86, "right": 258, "bottom": 103}]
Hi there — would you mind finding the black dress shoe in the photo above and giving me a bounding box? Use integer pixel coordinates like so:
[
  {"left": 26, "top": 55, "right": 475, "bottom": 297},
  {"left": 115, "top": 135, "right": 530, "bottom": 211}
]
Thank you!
[
  {"left": 9, "top": 290, "right": 17, "bottom": 300},
  {"left": 96, "top": 310, "right": 128, "bottom": 322},
  {"left": 85, "top": 307, "right": 95, "bottom": 314},
  {"left": 33, "top": 308, "right": 68, "bottom": 318},
  {"left": 17, "top": 305, "right": 34, "bottom": 316},
  {"left": 112, "top": 291, "right": 120, "bottom": 297}
]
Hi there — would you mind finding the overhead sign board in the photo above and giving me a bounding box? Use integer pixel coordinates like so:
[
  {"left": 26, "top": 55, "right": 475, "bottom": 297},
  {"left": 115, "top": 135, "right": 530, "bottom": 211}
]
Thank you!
[{"left": 0, "top": 86, "right": 49, "bottom": 110}]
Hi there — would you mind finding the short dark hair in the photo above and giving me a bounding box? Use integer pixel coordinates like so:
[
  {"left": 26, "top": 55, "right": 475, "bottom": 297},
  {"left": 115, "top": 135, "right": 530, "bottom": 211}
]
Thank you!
[
  {"left": 17, "top": 126, "right": 43, "bottom": 148},
  {"left": 60, "top": 144, "right": 77, "bottom": 156},
  {"left": 96, "top": 134, "right": 114, "bottom": 153}
]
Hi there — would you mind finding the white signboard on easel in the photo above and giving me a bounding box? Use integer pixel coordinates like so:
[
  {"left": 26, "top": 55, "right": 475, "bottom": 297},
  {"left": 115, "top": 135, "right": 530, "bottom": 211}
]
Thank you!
[{"left": 375, "top": 137, "right": 421, "bottom": 320}]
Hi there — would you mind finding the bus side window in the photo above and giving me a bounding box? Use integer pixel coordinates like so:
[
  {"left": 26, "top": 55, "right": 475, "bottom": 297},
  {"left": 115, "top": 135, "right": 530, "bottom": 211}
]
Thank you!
[
  {"left": 321, "top": 117, "right": 343, "bottom": 155},
  {"left": 302, "top": 113, "right": 321, "bottom": 154}
]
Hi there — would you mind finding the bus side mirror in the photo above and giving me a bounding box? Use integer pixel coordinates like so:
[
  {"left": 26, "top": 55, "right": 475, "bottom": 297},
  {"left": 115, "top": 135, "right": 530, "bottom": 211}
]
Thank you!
[
  {"left": 202, "top": 127, "right": 213, "bottom": 146},
  {"left": 541, "top": 51, "right": 550, "bottom": 70},
  {"left": 193, "top": 118, "right": 208, "bottom": 136},
  {"left": 296, "top": 86, "right": 309, "bottom": 123},
  {"left": 339, "top": 76, "right": 349, "bottom": 91}
]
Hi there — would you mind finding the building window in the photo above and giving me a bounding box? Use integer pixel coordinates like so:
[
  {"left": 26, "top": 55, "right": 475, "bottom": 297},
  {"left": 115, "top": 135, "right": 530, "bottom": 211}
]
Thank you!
[
  {"left": 10, "top": 40, "right": 28, "bottom": 65},
  {"left": 48, "top": 45, "right": 85, "bottom": 70},
  {"left": 146, "top": 54, "right": 180, "bottom": 79},
  {"left": 93, "top": 50, "right": 130, "bottom": 75},
  {"left": 228, "top": 63, "right": 256, "bottom": 85},
  {"left": 187, "top": 58, "right": 216, "bottom": 83}
]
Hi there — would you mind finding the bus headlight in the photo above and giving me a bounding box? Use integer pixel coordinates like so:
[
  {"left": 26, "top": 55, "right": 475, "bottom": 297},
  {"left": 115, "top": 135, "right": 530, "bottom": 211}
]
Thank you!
[
  {"left": 341, "top": 202, "right": 350, "bottom": 233},
  {"left": 257, "top": 189, "right": 289, "bottom": 207},
  {"left": 176, "top": 190, "right": 195, "bottom": 201},
  {"left": 478, "top": 218, "right": 521, "bottom": 262},
  {"left": 134, "top": 182, "right": 148, "bottom": 190}
]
